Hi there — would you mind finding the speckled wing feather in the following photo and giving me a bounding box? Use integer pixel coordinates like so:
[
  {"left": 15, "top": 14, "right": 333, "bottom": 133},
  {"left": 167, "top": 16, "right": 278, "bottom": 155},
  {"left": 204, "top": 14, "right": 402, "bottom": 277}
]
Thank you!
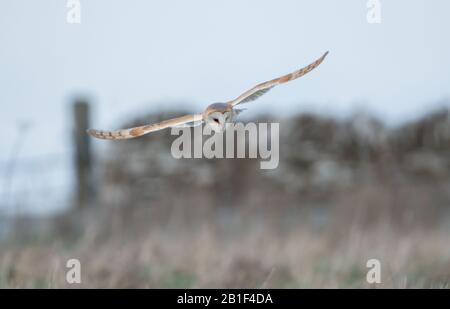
[
  {"left": 87, "top": 114, "right": 203, "bottom": 140},
  {"left": 228, "top": 51, "right": 329, "bottom": 107}
]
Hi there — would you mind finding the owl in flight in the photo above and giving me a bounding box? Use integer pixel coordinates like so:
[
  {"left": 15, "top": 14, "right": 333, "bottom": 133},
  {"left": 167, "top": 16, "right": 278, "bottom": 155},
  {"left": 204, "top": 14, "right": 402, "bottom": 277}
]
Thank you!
[{"left": 88, "top": 51, "right": 328, "bottom": 140}]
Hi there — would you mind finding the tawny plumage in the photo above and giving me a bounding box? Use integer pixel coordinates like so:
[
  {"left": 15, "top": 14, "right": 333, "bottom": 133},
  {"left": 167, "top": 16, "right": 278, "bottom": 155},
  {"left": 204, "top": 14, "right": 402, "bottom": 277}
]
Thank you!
[
  {"left": 87, "top": 114, "right": 203, "bottom": 140},
  {"left": 88, "top": 51, "right": 328, "bottom": 140},
  {"left": 228, "top": 51, "right": 328, "bottom": 106}
]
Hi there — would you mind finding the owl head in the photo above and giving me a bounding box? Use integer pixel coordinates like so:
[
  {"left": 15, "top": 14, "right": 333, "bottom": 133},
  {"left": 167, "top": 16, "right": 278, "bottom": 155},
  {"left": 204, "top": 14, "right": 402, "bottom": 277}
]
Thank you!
[
  {"left": 206, "top": 111, "right": 234, "bottom": 132},
  {"left": 203, "top": 103, "right": 234, "bottom": 133}
]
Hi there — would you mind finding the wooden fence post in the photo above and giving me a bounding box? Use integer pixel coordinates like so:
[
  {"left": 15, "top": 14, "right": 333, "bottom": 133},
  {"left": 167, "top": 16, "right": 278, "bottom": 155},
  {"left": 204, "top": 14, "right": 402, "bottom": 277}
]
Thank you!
[{"left": 73, "top": 100, "right": 95, "bottom": 210}]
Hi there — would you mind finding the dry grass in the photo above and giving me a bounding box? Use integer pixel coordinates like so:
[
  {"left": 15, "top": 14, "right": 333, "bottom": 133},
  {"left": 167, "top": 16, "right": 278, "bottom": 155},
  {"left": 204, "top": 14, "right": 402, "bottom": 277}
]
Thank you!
[{"left": 1, "top": 185, "right": 449, "bottom": 288}]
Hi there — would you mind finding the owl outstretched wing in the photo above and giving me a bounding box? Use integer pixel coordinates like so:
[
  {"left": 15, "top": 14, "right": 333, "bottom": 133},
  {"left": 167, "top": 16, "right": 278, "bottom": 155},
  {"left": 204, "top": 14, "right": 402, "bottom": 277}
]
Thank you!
[
  {"left": 228, "top": 51, "right": 328, "bottom": 107},
  {"left": 87, "top": 114, "right": 203, "bottom": 140}
]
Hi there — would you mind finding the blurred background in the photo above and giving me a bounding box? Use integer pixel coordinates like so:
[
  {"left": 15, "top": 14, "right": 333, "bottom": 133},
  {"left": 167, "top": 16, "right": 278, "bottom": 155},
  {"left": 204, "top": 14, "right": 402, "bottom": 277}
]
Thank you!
[{"left": 1, "top": 0, "right": 450, "bottom": 288}]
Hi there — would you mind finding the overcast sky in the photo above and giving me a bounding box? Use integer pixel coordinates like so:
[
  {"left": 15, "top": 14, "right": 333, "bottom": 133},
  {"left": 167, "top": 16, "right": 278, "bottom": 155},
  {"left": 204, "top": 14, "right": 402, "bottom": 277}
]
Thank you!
[{"left": 1, "top": 0, "right": 450, "bottom": 161}]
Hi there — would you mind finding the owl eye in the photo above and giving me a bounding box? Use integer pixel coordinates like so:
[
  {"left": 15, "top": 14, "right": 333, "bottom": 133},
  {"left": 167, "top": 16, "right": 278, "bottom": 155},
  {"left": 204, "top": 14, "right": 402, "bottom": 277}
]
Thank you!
[{"left": 212, "top": 118, "right": 219, "bottom": 123}]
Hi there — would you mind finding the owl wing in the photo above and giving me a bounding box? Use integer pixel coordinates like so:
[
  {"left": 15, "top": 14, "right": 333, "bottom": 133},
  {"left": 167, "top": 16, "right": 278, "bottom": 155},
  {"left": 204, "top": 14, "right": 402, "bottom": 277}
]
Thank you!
[
  {"left": 228, "top": 51, "right": 328, "bottom": 107},
  {"left": 87, "top": 113, "right": 203, "bottom": 140}
]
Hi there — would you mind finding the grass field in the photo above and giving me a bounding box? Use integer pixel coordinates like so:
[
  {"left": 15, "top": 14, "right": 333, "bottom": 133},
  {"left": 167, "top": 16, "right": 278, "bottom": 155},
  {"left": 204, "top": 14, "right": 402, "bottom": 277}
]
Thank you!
[{"left": 1, "top": 184, "right": 449, "bottom": 288}]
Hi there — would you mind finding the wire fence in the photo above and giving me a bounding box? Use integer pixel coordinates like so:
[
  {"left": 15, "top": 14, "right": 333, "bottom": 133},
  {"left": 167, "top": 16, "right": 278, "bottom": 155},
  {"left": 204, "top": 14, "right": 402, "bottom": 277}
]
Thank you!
[
  {"left": 0, "top": 100, "right": 96, "bottom": 216},
  {"left": 0, "top": 152, "right": 73, "bottom": 216}
]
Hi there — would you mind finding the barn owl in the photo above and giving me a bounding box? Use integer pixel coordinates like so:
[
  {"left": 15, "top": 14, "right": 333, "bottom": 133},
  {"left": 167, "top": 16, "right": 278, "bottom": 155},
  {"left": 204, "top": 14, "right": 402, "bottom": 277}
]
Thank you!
[{"left": 88, "top": 51, "right": 328, "bottom": 140}]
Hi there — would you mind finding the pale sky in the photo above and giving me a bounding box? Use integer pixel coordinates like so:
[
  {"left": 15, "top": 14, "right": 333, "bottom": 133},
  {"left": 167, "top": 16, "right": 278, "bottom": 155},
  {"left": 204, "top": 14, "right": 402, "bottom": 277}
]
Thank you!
[{"left": 1, "top": 0, "right": 450, "bottom": 160}]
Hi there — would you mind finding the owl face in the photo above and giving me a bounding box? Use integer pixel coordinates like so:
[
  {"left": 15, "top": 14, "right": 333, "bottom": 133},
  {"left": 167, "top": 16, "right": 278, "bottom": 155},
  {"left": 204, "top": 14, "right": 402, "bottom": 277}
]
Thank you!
[{"left": 206, "top": 111, "right": 233, "bottom": 132}]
